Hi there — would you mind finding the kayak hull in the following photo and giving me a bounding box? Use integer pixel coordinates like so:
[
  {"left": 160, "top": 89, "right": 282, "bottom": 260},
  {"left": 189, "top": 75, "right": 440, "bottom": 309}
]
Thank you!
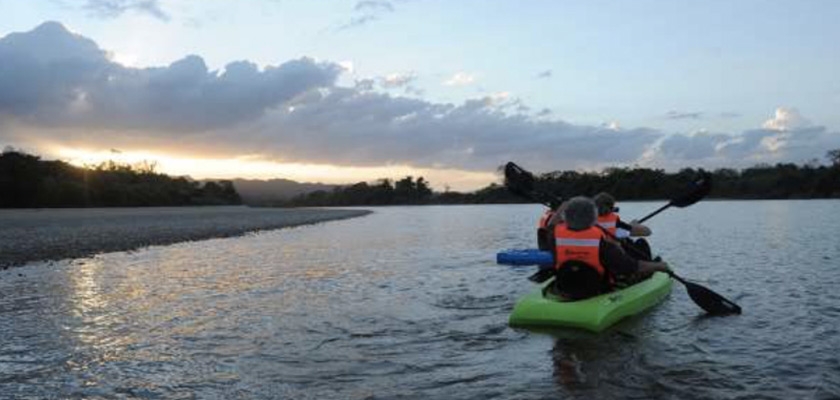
[{"left": 509, "top": 272, "right": 673, "bottom": 332}]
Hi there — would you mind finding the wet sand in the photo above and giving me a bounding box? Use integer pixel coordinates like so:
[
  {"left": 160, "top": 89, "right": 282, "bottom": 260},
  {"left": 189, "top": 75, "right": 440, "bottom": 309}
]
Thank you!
[{"left": 0, "top": 206, "right": 371, "bottom": 268}]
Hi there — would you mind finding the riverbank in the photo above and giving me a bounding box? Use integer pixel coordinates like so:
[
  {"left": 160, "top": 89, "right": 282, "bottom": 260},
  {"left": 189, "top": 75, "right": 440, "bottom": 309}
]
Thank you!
[{"left": 0, "top": 206, "right": 371, "bottom": 268}]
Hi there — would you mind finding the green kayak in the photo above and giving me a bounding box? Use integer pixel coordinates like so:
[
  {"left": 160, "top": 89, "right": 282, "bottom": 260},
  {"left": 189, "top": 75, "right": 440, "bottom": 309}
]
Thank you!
[{"left": 509, "top": 272, "right": 673, "bottom": 332}]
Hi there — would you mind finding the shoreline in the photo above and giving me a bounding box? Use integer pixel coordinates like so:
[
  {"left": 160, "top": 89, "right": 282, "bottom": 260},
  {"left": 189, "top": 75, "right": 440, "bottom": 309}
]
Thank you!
[{"left": 0, "top": 206, "right": 371, "bottom": 269}]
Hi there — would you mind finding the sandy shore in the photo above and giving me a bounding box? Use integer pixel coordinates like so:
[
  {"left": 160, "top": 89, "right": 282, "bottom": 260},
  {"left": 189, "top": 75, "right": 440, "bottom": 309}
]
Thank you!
[{"left": 0, "top": 206, "right": 371, "bottom": 268}]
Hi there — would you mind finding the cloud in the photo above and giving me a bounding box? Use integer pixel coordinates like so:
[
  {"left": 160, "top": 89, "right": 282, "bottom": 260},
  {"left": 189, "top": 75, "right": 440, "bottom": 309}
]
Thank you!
[
  {"left": 605, "top": 121, "right": 621, "bottom": 131},
  {"left": 354, "top": 1, "right": 394, "bottom": 12},
  {"left": 240, "top": 87, "right": 660, "bottom": 171},
  {"left": 656, "top": 131, "right": 727, "bottom": 161},
  {"left": 649, "top": 109, "right": 840, "bottom": 168},
  {"left": 664, "top": 111, "right": 703, "bottom": 120},
  {"left": 379, "top": 72, "right": 416, "bottom": 89},
  {"left": 536, "top": 70, "right": 552, "bottom": 79},
  {"left": 337, "top": 1, "right": 394, "bottom": 30},
  {"left": 761, "top": 107, "right": 811, "bottom": 131},
  {"left": 0, "top": 22, "right": 341, "bottom": 132},
  {"left": 83, "top": 0, "right": 169, "bottom": 21},
  {"left": 338, "top": 60, "right": 355, "bottom": 73},
  {"left": 443, "top": 72, "right": 476, "bottom": 86},
  {"left": 2, "top": 23, "right": 840, "bottom": 176}
]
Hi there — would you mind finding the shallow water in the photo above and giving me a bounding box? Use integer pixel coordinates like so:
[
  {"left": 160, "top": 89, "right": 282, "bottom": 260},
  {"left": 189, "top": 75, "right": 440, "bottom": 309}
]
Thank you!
[{"left": 1, "top": 201, "right": 839, "bottom": 399}]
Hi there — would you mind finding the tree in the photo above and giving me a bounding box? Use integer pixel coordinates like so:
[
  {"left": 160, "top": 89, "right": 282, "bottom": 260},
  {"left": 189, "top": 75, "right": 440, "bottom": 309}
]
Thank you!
[
  {"left": 0, "top": 150, "right": 243, "bottom": 207},
  {"left": 827, "top": 149, "right": 840, "bottom": 167}
]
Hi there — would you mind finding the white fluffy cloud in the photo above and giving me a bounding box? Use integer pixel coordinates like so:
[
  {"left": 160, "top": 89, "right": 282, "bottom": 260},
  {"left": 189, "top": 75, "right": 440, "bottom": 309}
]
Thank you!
[{"left": 761, "top": 107, "right": 811, "bottom": 131}]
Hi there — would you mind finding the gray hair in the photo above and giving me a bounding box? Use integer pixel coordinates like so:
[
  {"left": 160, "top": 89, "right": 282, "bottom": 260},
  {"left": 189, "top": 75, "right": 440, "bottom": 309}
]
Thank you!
[{"left": 562, "top": 196, "right": 598, "bottom": 230}]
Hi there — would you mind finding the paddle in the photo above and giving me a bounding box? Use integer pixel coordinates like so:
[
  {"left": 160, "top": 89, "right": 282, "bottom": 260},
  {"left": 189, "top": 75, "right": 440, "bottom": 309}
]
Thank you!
[
  {"left": 636, "top": 171, "right": 712, "bottom": 223},
  {"left": 503, "top": 162, "right": 561, "bottom": 208},
  {"left": 667, "top": 271, "right": 742, "bottom": 315},
  {"left": 503, "top": 161, "right": 741, "bottom": 315}
]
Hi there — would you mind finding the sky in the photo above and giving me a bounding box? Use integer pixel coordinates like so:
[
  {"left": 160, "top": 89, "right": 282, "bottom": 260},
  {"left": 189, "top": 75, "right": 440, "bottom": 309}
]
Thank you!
[{"left": 1, "top": 0, "right": 839, "bottom": 190}]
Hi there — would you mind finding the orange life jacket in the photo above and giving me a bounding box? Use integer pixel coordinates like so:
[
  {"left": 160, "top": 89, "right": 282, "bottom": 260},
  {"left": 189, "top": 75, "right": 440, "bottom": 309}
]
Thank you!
[
  {"left": 553, "top": 225, "right": 606, "bottom": 277},
  {"left": 597, "top": 212, "right": 620, "bottom": 236}
]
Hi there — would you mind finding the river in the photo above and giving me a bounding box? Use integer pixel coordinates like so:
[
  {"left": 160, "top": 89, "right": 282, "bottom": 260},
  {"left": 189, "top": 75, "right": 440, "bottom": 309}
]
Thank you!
[{"left": 1, "top": 201, "right": 838, "bottom": 399}]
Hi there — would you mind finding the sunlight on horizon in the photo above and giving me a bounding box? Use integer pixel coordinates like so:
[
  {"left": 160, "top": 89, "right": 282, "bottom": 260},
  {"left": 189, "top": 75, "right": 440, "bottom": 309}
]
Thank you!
[{"left": 52, "top": 146, "right": 497, "bottom": 192}]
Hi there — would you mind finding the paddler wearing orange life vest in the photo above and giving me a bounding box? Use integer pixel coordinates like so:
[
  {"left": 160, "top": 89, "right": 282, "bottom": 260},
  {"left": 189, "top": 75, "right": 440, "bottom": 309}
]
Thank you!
[
  {"left": 593, "top": 192, "right": 653, "bottom": 259},
  {"left": 551, "top": 197, "right": 669, "bottom": 300}
]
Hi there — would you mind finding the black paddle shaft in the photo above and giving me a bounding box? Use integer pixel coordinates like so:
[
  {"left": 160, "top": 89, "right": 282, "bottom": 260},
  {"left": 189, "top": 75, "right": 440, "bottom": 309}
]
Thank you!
[
  {"left": 637, "top": 203, "right": 671, "bottom": 224},
  {"left": 637, "top": 172, "right": 712, "bottom": 223}
]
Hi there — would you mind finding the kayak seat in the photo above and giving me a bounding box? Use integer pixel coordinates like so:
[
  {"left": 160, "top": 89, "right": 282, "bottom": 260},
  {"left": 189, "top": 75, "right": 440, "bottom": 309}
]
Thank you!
[{"left": 551, "top": 260, "right": 608, "bottom": 301}]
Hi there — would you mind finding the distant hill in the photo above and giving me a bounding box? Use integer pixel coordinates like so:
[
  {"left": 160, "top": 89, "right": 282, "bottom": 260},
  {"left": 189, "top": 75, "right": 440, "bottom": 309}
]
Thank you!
[{"left": 230, "top": 178, "right": 337, "bottom": 204}]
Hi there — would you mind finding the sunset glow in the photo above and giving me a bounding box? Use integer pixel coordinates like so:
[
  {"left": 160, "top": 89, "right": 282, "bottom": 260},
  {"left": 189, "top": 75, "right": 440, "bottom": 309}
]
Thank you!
[{"left": 52, "top": 146, "right": 497, "bottom": 191}]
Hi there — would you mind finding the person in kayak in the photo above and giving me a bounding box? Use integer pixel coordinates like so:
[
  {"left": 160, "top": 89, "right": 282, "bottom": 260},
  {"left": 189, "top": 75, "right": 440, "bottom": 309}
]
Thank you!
[
  {"left": 593, "top": 192, "right": 653, "bottom": 260},
  {"left": 537, "top": 199, "right": 566, "bottom": 251},
  {"left": 553, "top": 197, "right": 670, "bottom": 299}
]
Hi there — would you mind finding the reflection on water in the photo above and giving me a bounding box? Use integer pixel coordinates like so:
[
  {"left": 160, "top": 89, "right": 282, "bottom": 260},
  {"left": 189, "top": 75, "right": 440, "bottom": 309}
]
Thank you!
[{"left": 1, "top": 202, "right": 840, "bottom": 399}]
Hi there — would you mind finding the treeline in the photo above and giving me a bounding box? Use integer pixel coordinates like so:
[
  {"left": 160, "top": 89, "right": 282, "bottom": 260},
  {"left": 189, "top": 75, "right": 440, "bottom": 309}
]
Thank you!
[
  {"left": 536, "top": 163, "right": 840, "bottom": 201},
  {"left": 0, "top": 150, "right": 241, "bottom": 208},
  {"left": 4, "top": 148, "right": 838, "bottom": 208},
  {"left": 282, "top": 176, "right": 435, "bottom": 206},
  {"left": 279, "top": 150, "right": 840, "bottom": 206},
  {"left": 277, "top": 178, "right": 521, "bottom": 207}
]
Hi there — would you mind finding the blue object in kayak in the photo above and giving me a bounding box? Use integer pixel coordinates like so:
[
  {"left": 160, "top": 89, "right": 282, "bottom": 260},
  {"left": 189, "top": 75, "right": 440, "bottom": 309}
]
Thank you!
[{"left": 496, "top": 249, "right": 554, "bottom": 266}]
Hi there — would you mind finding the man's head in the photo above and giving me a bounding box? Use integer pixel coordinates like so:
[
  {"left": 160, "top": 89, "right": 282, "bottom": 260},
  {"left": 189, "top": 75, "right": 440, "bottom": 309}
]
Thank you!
[
  {"left": 562, "top": 196, "right": 598, "bottom": 230},
  {"left": 593, "top": 192, "right": 616, "bottom": 216}
]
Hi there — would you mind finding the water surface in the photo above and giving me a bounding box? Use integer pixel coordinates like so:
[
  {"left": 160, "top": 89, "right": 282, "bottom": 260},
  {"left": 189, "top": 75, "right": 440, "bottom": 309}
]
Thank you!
[{"left": 1, "top": 201, "right": 839, "bottom": 399}]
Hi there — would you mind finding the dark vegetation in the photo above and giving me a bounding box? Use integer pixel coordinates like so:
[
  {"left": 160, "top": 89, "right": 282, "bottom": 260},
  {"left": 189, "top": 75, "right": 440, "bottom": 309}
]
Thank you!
[
  {"left": 2, "top": 148, "right": 838, "bottom": 208},
  {"left": 231, "top": 178, "right": 337, "bottom": 204},
  {"left": 281, "top": 150, "right": 840, "bottom": 206},
  {"left": 282, "top": 176, "right": 436, "bottom": 206},
  {"left": 0, "top": 149, "right": 241, "bottom": 208}
]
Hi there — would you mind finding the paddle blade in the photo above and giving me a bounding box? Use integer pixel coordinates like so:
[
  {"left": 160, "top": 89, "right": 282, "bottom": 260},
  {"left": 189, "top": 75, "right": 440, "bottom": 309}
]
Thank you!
[
  {"left": 504, "top": 162, "right": 537, "bottom": 193},
  {"left": 684, "top": 280, "right": 742, "bottom": 315},
  {"left": 671, "top": 171, "right": 712, "bottom": 208},
  {"left": 503, "top": 161, "right": 563, "bottom": 208}
]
